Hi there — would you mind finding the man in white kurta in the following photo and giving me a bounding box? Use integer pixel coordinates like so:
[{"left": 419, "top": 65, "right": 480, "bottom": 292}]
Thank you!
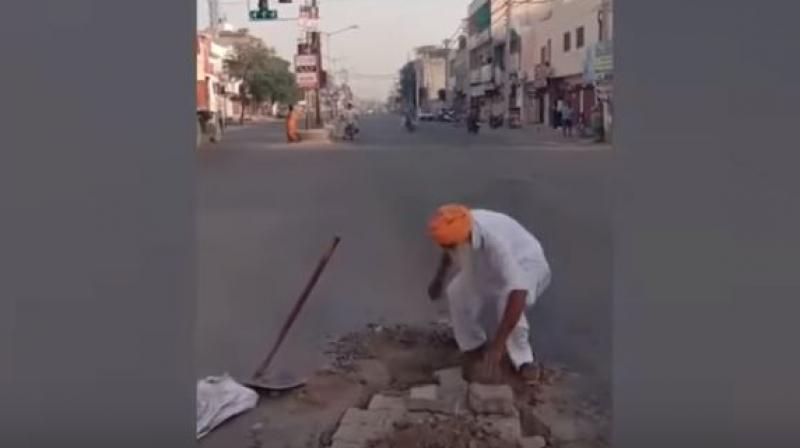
[{"left": 427, "top": 204, "right": 551, "bottom": 381}]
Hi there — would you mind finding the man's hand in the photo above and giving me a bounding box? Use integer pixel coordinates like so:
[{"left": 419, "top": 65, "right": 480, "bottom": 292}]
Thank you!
[
  {"left": 479, "top": 290, "right": 528, "bottom": 382},
  {"left": 428, "top": 278, "right": 444, "bottom": 301},
  {"left": 427, "top": 251, "right": 451, "bottom": 301},
  {"left": 480, "top": 340, "right": 505, "bottom": 382}
]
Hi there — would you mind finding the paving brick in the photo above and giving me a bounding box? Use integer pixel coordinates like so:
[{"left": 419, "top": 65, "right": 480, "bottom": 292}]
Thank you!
[
  {"left": 333, "top": 408, "right": 400, "bottom": 445},
  {"left": 406, "top": 384, "right": 451, "bottom": 414},
  {"left": 330, "top": 441, "right": 363, "bottom": 448},
  {"left": 434, "top": 367, "right": 467, "bottom": 389},
  {"left": 477, "top": 415, "right": 522, "bottom": 441},
  {"left": 368, "top": 394, "right": 407, "bottom": 412},
  {"left": 468, "top": 383, "right": 516, "bottom": 416},
  {"left": 410, "top": 384, "right": 438, "bottom": 400},
  {"left": 520, "top": 435, "right": 547, "bottom": 448}
]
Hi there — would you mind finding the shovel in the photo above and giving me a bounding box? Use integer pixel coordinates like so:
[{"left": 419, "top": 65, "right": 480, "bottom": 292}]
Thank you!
[{"left": 242, "top": 236, "right": 341, "bottom": 392}]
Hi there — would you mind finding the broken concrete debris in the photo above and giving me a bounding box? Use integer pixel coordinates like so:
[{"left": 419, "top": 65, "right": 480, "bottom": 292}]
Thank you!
[
  {"left": 468, "top": 383, "right": 517, "bottom": 416},
  {"left": 368, "top": 394, "right": 406, "bottom": 412},
  {"left": 329, "top": 365, "right": 542, "bottom": 448},
  {"left": 520, "top": 435, "right": 548, "bottom": 448}
]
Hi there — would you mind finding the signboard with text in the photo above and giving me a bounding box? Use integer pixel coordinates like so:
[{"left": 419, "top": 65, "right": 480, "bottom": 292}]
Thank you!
[
  {"left": 294, "top": 54, "right": 318, "bottom": 70},
  {"left": 296, "top": 72, "right": 319, "bottom": 90},
  {"left": 298, "top": 5, "right": 319, "bottom": 31}
]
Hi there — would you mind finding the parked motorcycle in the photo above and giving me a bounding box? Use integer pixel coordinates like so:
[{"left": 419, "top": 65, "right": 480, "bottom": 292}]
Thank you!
[
  {"left": 489, "top": 114, "right": 504, "bottom": 129},
  {"left": 466, "top": 116, "right": 480, "bottom": 134}
]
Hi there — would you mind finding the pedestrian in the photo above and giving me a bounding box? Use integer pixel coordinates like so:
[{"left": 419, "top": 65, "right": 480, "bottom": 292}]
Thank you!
[
  {"left": 426, "top": 204, "right": 552, "bottom": 384},
  {"left": 591, "top": 104, "right": 605, "bottom": 143},
  {"left": 553, "top": 99, "right": 563, "bottom": 130},
  {"left": 562, "top": 103, "right": 574, "bottom": 137},
  {"left": 286, "top": 104, "right": 300, "bottom": 143}
]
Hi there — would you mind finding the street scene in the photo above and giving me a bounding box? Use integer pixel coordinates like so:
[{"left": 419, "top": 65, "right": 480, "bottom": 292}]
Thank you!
[{"left": 196, "top": 1, "right": 613, "bottom": 447}]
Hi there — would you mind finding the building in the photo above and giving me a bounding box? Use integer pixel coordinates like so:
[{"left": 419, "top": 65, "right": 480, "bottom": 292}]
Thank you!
[
  {"left": 467, "top": 0, "right": 494, "bottom": 121},
  {"left": 459, "top": 0, "right": 613, "bottom": 136},
  {"left": 413, "top": 46, "right": 449, "bottom": 114},
  {"left": 211, "top": 26, "right": 264, "bottom": 49},
  {"left": 199, "top": 23, "right": 253, "bottom": 121},
  {"left": 447, "top": 33, "right": 470, "bottom": 115},
  {"left": 520, "top": 0, "right": 613, "bottom": 135}
]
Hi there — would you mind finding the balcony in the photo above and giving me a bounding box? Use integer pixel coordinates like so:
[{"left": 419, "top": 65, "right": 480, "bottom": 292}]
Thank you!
[
  {"left": 481, "top": 64, "right": 493, "bottom": 83},
  {"left": 467, "top": 29, "right": 491, "bottom": 51}
]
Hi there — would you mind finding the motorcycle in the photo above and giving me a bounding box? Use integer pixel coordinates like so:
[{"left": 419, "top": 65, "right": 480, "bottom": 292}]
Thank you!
[
  {"left": 466, "top": 116, "right": 480, "bottom": 134},
  {"left": 403, "top": 115, "right": 417, "bottom": 132},
  {"left": 343, "top": 123, "right": 359, "bottom": 141},
  {"left": 489, "top": 114, "right": 504, "bottom": 129}
]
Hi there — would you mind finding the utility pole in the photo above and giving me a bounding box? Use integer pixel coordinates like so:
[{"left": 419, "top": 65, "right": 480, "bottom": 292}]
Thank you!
[
  {"left": 505, "top": 0, "right": 513, "bottom": 123},
  {"left": 208, "top": 0, "right": 220, "bottom": 34},
  {"left": 310, "top": 0, "right": 322, "bottom": 128}
]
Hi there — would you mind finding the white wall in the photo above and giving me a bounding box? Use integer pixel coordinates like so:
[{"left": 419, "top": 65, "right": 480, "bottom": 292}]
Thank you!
[{"left": 522, "top": 0, "right": 604, "bottom": 78}]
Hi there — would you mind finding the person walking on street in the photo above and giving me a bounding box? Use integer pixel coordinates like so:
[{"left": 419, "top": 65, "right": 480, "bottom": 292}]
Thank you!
[
  {"left": 591, "top": 104, "right": 605, "bottom": 143},
  {"left": 286, "top": 104, "right": 301, "bottom": 143},
  {"left": 553, "top": 98, "right": 564, "bottom": 129},
  {"left": 427, "top": 204, "right": 552, "bottom": 383},
  {"left": 562, "top": 103, "right": 574, "bottom": 138}
]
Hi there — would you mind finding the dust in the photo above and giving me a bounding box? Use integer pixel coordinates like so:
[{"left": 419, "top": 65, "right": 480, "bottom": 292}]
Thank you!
[
  {"left": 366, "top": 415, "right": 521, "bottom": 448},
  {"left": 324, "top": 321, "right": 459, "bottom": 379}
]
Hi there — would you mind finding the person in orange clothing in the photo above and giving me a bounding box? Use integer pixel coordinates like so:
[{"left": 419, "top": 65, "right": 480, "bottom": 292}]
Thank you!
[
  {"left": 426, "top": 204, "right": 552, "bottom": 383},
  {"left": 286, "top": 104, "right": 301, "bottom": 143}
]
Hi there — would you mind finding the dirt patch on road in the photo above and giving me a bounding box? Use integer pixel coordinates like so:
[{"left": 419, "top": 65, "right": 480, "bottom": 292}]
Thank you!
[
  {"left": 324, "top": 322, "right": 462, "bottom": 390},
  {"left": 367, "top": 415, "right": 521, "bottom": 448}
]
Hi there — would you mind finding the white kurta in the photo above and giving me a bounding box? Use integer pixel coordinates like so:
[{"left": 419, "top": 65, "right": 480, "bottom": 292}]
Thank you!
[{"left": 445, "top": 209, "right": 551, "bottom": 369}]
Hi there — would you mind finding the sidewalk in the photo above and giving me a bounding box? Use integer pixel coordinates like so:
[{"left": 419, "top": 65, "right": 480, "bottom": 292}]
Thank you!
[{"left": 482, "top": 123, "right": 609, "bottom": 148}]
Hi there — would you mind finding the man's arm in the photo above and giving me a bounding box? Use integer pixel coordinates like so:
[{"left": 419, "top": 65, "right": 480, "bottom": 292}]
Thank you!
[
  {"left": 481, "top": 234, "right": 531, "bottom": 375},
  {"left": 491, "top": 289, "right": 527, "bottom": 353},
  {"left": 427, "top": 251, "right": 452, "bottom": 300}
]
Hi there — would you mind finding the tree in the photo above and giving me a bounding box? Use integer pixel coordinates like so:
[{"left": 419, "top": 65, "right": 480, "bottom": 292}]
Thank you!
[
  {"left": 225, "top": 41, "right": 301, "bottom": 123},
  {"left": 397, "top": 62, "right": 417, "bottom": 110}
]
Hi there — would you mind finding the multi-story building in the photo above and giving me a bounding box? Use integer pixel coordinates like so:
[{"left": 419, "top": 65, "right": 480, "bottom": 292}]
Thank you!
[
  {"left": 467, "top": 0, "right": 494, "bottom": 121},
  {"left": 413, "top": 46, "right": 449, "bottom": 114},
  {"left": 212, "top": 26, "right": 264, "bottom": 49},
  {"left": 459, "top": 0, "right": 613, "bottom": 135},
  {"left": 447, "top": 33, "right": 470, "bottom": 116},
  {"left": 519, "top": 0, "right": 613, "bottom": 134}
]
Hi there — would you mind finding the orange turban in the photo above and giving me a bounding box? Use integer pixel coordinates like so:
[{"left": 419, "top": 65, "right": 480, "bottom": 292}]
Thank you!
[{"left": 428, "top": 204, "right": 472, "bottom": 247}]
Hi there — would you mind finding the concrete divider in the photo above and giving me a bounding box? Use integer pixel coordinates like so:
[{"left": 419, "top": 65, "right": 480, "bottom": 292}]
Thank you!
[{"left": 299, "top": 128, "right": 333, "bottom": 143}]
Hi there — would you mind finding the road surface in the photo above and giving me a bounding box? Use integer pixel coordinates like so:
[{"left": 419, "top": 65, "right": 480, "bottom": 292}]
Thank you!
[{"left": 197, "top": 114, "right": 612, "bottom": 437}]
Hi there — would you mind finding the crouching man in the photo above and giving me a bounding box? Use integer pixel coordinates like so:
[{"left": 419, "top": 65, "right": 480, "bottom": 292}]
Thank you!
[{"left": 427, "top": 204, "right": 552, "bottom": 383}]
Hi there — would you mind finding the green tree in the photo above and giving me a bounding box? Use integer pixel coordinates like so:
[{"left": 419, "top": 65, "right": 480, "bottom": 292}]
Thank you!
[{"left": 225, "top": 41, "right": 301, "bottom": 123}]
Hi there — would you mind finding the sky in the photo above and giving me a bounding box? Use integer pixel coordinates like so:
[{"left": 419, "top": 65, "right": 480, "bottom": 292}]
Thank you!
[{"left": 197, "top": 0, "right": 470, "bottom": 101}]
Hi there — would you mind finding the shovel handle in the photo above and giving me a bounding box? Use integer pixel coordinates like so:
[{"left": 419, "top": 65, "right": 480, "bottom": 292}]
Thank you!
[{"left": 253, "top": 236, "right": 341, "bottom": 379}]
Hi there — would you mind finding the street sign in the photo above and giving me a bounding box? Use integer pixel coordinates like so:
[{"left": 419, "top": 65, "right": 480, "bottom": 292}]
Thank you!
[
  {"left": 298, "top": 5, "right": 319, "bottom": 31},
  {"left": 294, "top": 54, "right": 317, "bottom": 70},
  {"left": 296, "top": 72, "right": 319, "bottom": 90},
  {"left": 249, "top": 9, "right": 278, "bottom": 20}
]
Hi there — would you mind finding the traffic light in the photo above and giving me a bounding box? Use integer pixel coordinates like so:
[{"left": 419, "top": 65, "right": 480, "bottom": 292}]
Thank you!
[{"left": 249, "top": 0, "right": 278, "bottom": 21}]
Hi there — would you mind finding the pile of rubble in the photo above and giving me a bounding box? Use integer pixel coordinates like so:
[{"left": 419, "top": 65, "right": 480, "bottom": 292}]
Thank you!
[
  {"left": 324, "top": 322, "right": 457, "bottom": 373},
  {"left": 324, "top": 367, "right": 550, "bottom": 448}
]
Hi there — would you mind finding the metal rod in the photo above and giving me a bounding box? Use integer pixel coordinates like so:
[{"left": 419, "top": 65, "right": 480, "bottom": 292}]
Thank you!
[{"left": 252, "top": 236, "right": 341, "bottom": 379}]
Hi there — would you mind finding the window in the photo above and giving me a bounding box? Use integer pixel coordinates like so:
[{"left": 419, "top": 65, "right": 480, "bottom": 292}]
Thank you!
[
  {"left": 563, "top": 31, "right": 571, "bottom": 52},
  {"left": 576, "top": 26, "right": 585, "bottom": 48}
]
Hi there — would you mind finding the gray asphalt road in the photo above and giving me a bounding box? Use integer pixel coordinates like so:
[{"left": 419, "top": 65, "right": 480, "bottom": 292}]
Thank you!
[{"left": 197, "top": 114, "right": 612, "bottom": 408}]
